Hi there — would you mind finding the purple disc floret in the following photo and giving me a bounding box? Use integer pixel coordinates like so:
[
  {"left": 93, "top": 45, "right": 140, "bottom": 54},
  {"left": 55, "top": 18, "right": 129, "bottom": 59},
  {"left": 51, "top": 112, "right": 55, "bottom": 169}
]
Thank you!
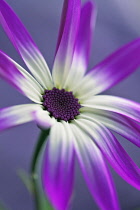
[{"left": 43, "top": 87, "right": 81, "bottom": 121}]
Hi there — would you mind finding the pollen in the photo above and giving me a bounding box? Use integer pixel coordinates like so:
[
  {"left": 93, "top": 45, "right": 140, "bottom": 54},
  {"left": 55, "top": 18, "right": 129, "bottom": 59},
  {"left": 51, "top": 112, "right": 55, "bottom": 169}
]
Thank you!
[{"left": 42, "top": 87, "right": 81, "bottom": 122}]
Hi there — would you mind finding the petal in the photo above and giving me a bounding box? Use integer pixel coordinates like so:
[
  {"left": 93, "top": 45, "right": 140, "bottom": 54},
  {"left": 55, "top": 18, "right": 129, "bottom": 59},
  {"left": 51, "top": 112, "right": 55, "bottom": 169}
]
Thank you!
[
  {"left": 0, "top": 0, "right": 53, "bottom": 89},
  {"left": 73, "top": 38, "right": 140, "bottom": 99},
  {"left": 80, "top": 108, "right": 140, "bottom": 147},
  {"left": 82, "top": 95, "right": 140, "bottom": 123},
  {"left": 42, "top": 122, "right": 75, "bottom": 210},
  {"left": 0, "top": 104, "right": 41, "bottom": 131},
  {"left": 70, "top": 123, "right": 120, "bottom": 210},
  {"left": 0, "top": 50, "right": 43, "bottom": 103},
  {"left": 52, "top": 0, "right": 81, "bottom": 89},
  {"left": 63, "top": 1, "right": 97, "bottom": 90},
  {"left": 73, "top": 1, "right": 96, "bottom": 73},
  {"left": 75, "top": 119, "right": 140, "bottom": 190},
  {"left": 33, "top": 109, "right": 56, "bottom": 130}
]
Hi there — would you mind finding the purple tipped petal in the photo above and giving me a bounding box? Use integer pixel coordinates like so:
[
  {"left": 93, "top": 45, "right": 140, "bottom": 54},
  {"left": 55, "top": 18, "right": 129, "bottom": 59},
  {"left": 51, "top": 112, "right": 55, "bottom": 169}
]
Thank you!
[
  {"left": 76, "top": 119, "right": 140, "bottom": 190},
  {"left": 74, "top": 38, "right": 140, "bottom": 99},
  {"left": 87, "top": 38, "right": 140, "bottom": 95},
  {"left": 0, "top": 50, "right": 24, "bottom": 92},
  {"left": 0, "top": 0, "right": 53, "bottom": 88},
  {"left": 42, "top": 123, "right": 75, "bottom": 210},
  {"left": 80, "top": 108, "right": 140, "bottom": 147},
  {"left": 0, "top": 104, "right": 40, "bottom": 131},
  {"left": 0, "top": 50, "right": 42, "bottom": 103},
  {"left": 73, "top": 1, "right": 96, "bottom": 73},
  {"left": 52, "top": 0, "right": 81, "bottom": 88},
  {"left": 62, "top": 1, "right": 97, "bottom": 90},
  {"left": 82, "top": 95, "right": 140, "bottom": 123},
  {"left": 70, "top": 124, "right": 120, "bottom": 210}
]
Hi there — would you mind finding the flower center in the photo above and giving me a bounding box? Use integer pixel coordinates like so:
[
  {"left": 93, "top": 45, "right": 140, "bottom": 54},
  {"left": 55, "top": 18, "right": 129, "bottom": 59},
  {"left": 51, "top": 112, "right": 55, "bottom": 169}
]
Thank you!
[{"left": 43, "top": 87, "right": 81, "bottom": 121}]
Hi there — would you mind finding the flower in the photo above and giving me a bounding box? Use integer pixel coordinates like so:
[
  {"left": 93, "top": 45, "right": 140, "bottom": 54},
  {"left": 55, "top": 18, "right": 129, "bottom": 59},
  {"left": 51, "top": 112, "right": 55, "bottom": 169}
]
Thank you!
[{"left": 0, "top": 0, "right": 140, "bottom": 210}]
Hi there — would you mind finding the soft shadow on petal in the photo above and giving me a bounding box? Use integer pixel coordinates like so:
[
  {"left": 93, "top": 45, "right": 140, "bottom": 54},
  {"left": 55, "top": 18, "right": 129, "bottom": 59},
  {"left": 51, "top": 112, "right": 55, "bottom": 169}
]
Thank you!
[
  {"left": 75, "top": 119, "right": 140, "bottom": 190},
  {"left": 79, "top": 108, "right": 140, "bottom": 147},
  {"left": 42, "top": 122, "right": 75, "bottom": 210},
  {"left": 0, "top": 50, "right": 43, "bottom": 103},
  {"left": 0, "top": 104, "right": 41, "bottom": 131},
  {"left": 52, "top": 0, "right": 81, "bottom": 89},
  {"left": 82, "top": 95, "right": 140, "bottom": 123},
  {"left": 69, "top": 123, "right": 120, "bottom": 210},
  {"left": 0, "top": 0, "right": 53, "bottom": 89}
]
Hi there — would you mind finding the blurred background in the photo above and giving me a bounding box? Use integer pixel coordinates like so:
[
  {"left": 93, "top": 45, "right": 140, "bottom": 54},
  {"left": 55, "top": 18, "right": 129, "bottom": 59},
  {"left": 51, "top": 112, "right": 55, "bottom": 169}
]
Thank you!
[{"left": 0, "top": 0, "right": 140, "bottom": 209}]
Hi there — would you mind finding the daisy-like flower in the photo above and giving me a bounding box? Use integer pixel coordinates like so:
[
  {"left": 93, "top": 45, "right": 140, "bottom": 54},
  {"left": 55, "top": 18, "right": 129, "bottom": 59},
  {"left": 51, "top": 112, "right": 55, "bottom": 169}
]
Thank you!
[{"left": 0, "top": 0, "right": 140, "bottom": 210}]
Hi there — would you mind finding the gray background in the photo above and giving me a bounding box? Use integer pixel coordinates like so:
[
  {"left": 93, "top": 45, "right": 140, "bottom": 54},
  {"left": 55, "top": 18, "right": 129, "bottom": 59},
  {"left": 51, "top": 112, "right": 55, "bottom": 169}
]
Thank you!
[{"left": 0, "top": 0, "right": 140, "bottom": 209}]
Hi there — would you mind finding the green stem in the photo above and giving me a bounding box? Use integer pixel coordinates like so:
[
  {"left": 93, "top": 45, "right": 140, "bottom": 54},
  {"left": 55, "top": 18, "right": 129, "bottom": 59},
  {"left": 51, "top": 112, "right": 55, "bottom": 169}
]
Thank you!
[{"left": 30, "top": 129, "right": 50, "bottom": 210}]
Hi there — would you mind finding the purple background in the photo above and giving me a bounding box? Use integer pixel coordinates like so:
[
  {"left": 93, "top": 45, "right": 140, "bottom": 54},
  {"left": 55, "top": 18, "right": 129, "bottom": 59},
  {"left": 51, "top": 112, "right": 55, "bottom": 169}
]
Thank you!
[{"left": 0, "top": 0, "right": 140, "bottom": 209}]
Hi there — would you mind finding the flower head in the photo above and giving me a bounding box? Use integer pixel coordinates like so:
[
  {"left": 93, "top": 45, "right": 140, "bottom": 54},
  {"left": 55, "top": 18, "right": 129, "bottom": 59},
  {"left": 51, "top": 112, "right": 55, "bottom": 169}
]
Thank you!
[{"left": 0, "top": 0, "right": 140, "bottom": 210}]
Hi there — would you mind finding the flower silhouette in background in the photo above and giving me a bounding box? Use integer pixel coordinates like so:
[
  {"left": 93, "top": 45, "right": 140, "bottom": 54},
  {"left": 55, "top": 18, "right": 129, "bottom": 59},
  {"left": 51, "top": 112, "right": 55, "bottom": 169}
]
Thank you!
[{"left": 0, "top": 0, "right": 140, "bottom": 210}]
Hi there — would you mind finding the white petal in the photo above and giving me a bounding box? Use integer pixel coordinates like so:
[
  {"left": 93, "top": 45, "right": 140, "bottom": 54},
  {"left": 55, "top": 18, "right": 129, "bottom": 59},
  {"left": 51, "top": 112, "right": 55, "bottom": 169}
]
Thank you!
[
  {"left": 79, "top": 108, "right": 140, "bottom": 147},
  {"left": 74, "top": 118, "right": 140, "bottom": 190},
  {"left": 82, "top": 95, "right": 140, "bottom": 122},
  {"left": 69, "top": 123, "right": 119, "bottom": 210},
  {"left": 33, "top": 109, "right": 56, "bottom": 129},
  {"left": 0, "top": 51, "right": 43, "bottom": 103},
  {"left": 42, "top": 122, "right": 75, "bottom": 210},
  {"left": 0, "top": 104, "right": 41, "bottom": 131},
  {"left": 0, "top": 0, "right": 53, "bottom": 89}
]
